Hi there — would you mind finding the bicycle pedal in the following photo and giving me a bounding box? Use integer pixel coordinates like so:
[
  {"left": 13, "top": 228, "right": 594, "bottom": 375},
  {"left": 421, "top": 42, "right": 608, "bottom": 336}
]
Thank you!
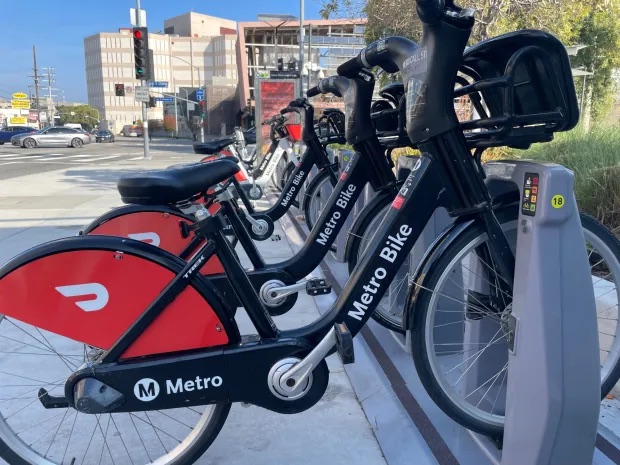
[
  {"left": 334, "top": 322, "right": 354, "bottom": 364},
  {"left": 305, "top": 278, "right": 331, "bottom": 296}
]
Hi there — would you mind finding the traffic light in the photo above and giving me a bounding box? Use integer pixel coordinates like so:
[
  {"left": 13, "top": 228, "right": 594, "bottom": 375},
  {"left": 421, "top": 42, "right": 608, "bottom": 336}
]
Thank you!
[
  {"left": 199, "top": 100, "right": 205, "bottom": 116},
  {"left": 133, "top": 27, "right": 151, "bottom": 80},
  {"left": 277, "top": 58, "right": 284, "bottom": 71},
  {"left": 115, "top": 83, "right": 125, "bottom": 97},
  {"left": 148, "top": 96, "right": 156, "bottom": 108}
]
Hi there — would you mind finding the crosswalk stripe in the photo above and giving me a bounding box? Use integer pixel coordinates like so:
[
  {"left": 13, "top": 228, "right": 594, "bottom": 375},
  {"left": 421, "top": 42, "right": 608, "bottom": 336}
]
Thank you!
[{"left": 0, "top": 153, "right": 27, "bottom": 158}]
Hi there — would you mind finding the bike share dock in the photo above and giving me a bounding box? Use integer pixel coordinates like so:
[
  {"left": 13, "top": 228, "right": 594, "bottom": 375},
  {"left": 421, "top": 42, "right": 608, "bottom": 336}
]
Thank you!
[{"left": 271, "top": 156, "right": 620, "bottom": 465}]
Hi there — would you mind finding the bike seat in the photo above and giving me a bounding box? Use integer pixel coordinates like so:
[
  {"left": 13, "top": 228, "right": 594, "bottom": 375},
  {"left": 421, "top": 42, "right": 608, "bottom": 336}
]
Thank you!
[
  {"left": 117, "top": 158, "right": 240, "bottom": 205},
  {"left": 192, "top": 137, "right": 236, "bottom": 155},
  {"left": 168, "top": 155, "right": 241, "bottom": 170}
]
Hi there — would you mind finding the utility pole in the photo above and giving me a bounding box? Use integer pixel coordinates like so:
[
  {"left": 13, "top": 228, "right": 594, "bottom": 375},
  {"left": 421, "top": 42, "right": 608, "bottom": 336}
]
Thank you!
[
  {"left": 38, "top": 67, "right": 57, "bottom": 127},
  {"left": 299, "top": 0, "right": 304, "bottom": 97},
  {"left": 32, "top": 46, "right": 42, "bottom": 128},
  {"left": 307, "top": 25, "right": 312, "bottom": 91},
  {"left": 136, "top": 0, "right": 150, "bottom": 159}
]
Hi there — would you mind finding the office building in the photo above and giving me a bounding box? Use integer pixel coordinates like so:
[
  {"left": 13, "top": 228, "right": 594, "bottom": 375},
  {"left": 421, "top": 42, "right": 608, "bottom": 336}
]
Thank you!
[
  {"left": 236, "top": 18, "right": 367, "bottom": 110},
  {"left": 84, "top": 12, "right": 238, "bottom": 135}
]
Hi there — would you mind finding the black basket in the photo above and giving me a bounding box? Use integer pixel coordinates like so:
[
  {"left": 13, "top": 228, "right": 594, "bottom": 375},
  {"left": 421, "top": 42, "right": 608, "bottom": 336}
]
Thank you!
[
  {"left": 316, "top": 108, "right": 347, "bottom": 144},
  {"left": 371, "top": 82, "right": 409, "bottom": 147},
  {"left": 457, "top": 30, "right": 580, "bottom": 149}
]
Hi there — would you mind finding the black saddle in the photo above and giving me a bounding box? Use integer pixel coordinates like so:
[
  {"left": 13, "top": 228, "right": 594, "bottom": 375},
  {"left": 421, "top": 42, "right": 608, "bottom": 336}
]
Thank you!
[
  {"left": 192, "top": 137, "right": 236, "bottom": 155},
  {"left": 118, "top": 158, "right": 240, "bottom": 205},
  {"left": 168, "top": 154, "right": 240, "bottom": 170}
]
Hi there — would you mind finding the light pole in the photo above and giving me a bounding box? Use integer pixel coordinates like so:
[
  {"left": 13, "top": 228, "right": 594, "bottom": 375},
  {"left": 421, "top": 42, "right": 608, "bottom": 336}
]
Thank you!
[
  {"left": 170, "top": 55, "right": 204, "bottom": 142},
  {"left": 299, "top": 0, "right": 304, "bottom": 97},
  {"left": 135, "top": 0, "right": 150, "bottom": 159}
]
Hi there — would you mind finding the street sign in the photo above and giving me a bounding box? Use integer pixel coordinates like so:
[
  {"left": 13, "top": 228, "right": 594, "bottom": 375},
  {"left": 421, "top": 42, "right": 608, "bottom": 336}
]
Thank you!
[
  {"left": 196, "top": 89, "right": 204, "bottom": 101},
  {"left": 11, "top": 100, "right": 30, "bottom": 109},
  {"left": 134, "top": 86, "right": 149, "bottom": 102},
  {"left": 12, "top": 92, "right": 28, "bottom": 99},
  {"left": 126, "top": 86, "right": 134, "bottom": 93},
  {"left": 156, "top": 97, "right": 174, "bottom": 102},
  {"left": 270, "top": 70, "right": 300, "bottom": 79},
  {"left": 148, "top": 81, "right": 168, "bottom": 88},
  {"left": 129, "top": 8, "right": 147, "bottom": 27}
]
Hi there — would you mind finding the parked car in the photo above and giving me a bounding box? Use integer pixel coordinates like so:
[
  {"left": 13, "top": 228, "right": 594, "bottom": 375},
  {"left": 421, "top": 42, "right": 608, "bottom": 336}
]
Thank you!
[
  {"left": 75, "top": 128, "right": 93, "bottom": 142},
  {"left": 95, "top": 130, "right": 115, "bottom": 143},
  {"left": 11, "top": 127, "right": 92, "bottom": 148},
  {"left": 0, "top": 126, "right": 37, "bottom": 145},
  {"left": 64, "top": 123, "right": 83, "bottom": 130}
]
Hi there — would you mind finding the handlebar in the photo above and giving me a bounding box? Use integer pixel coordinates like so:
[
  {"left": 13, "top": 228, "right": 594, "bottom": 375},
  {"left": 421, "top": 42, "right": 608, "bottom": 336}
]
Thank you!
[
  {"left": 280, "top": 106, "right": 301, "bottom": 115},
  {"left": 337, "top": 0, "right": 463, "bottom": 78},
  {"left": 306, "top": 76, "right": 350, "bottom": 99},
  {"left": 262, "top": 114, "right": 287, "bottom": 126}
]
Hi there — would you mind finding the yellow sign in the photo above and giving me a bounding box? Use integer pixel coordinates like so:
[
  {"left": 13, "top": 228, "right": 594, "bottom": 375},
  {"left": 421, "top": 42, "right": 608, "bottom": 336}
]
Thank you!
[
  {"left": 9, "top": 117, "right": 27, "bottom": 125},
  {"left": 12, "top": 92, "right": 28, "bottom": 100},
  {"left": 551, "top": 194, "right": 565, "bottom": 209},
  {"left": 11, "top": 100, "right": 30, "bottom": 109}
]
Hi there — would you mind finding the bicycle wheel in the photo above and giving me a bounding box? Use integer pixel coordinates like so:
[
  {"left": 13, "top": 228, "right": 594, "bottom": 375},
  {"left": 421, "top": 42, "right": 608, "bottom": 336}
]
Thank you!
[
  {"left": 347, "top": 197, "right": 406, "bottom": 333},
  {"left": 409, "top": 207, "right": 620, "bottom": 437},
  {"left": 270, "top": 154, "right": 289, "bottom": 192},
  {"left": 0, "top": 317, "right": 230, "bottom": 465},
  {"left": 302, "top": 170, "right": 336, "bottom": 232}
]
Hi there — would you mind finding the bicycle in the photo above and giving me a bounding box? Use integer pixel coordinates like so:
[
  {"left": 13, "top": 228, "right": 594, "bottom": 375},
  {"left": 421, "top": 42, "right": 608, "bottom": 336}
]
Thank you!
[{"left": 0, "top": 1, "right": 590, "bottom": 462}]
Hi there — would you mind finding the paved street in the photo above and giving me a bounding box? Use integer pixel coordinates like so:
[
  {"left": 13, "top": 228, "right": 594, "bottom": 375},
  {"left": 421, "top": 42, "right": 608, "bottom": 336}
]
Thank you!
[{"left": 0, "top": 136, "right": 202, "bottom": 180}]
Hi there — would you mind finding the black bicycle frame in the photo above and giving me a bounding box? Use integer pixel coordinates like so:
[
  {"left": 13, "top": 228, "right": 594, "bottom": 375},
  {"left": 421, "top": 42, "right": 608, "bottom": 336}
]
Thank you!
[
  {"left": 251, "top": 140, "right": 279, "bottom": 177},
  {"left": 204, "top": 139, "right": 397, "bottom": 289},
  {"left": 71, "top": 128, "right": 510, "bottom": 415},
  {"left": 261, "top": 137, "right": 337, "bottom": 220}
]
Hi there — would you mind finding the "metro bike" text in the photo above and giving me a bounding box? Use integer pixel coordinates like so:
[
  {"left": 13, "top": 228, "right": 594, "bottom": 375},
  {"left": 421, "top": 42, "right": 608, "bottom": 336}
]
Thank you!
[
  {"left": 316, "top": 183, "right": 357, "bottom": 246},
  {"left": 280, "top": 170, "right": 305, "bottom": 207},
  {"left": 348, "top": 224, "right": 413, "bottom": 321}
]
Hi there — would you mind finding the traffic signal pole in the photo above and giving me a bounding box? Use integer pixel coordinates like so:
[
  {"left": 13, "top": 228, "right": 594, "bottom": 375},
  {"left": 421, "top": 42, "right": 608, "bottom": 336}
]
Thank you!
[{"left": 136, "top": 0, "right": 150, "bottom": 159}]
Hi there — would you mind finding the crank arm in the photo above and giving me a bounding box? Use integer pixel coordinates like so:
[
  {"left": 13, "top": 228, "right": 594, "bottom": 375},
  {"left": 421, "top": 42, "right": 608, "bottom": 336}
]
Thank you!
[{"left": 268, "top": 278, "right": 332, "bottom": 300}]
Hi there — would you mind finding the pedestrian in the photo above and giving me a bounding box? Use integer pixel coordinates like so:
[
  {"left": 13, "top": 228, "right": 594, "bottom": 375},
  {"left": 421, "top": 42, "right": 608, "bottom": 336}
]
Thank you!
[{"left": 149, "top": 130, "right": 153, "bottom": 142}]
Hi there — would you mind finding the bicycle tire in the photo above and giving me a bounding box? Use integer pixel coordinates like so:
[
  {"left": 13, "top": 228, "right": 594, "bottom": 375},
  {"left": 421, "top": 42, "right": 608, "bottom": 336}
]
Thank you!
[
  {"left": 302, "top": 169, "right": 337, "bottom": 232},
  {"left": 408, "top": 206, "right": 620, "bottom": 438},
  {"left": 271, "top": 153, "right": 289, "bottom": 191}
]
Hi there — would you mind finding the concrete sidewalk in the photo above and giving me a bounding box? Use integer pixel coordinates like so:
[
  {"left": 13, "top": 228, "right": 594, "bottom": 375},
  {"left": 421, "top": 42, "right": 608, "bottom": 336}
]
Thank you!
[{"left": 0, "top": 159, "right": 387, "bottom": 465}]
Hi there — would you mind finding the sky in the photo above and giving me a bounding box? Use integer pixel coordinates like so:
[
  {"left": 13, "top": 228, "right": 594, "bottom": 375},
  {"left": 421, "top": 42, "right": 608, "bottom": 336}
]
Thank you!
[{"left": 0, "top": 0, "right": 325, "bottom": 103}]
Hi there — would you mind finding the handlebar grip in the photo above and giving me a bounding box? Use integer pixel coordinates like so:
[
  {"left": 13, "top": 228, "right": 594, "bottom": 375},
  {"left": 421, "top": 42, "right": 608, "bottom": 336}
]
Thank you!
[
  {"left": 280, "top": 107, "right": 293, "bottom": 115},
  {"left": 307, "top": 86, "right": 320, "bottom": 98},
  {"left": 337, "top": 54, "right": 363, "bottom": 77},
  {"left": 289, "top": 97, "right": 307, "bottom": 108}
]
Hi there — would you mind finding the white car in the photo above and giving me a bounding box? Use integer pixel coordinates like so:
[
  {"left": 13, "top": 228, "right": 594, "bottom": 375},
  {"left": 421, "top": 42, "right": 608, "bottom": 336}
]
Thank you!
[{"left": 11, "top": 127, "right": 92, "bottom": 148}]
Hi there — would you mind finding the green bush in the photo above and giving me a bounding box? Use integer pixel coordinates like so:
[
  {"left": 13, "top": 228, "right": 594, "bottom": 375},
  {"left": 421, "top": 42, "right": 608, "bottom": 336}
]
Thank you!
[{"left": 511, "top": 125, "right": 620, "bottom": 234}]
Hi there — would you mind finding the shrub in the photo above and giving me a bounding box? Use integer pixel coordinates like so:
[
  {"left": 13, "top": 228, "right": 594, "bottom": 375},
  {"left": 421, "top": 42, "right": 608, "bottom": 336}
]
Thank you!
[{"left": 511, "top": 125, "right": 620, "bottom": 234}]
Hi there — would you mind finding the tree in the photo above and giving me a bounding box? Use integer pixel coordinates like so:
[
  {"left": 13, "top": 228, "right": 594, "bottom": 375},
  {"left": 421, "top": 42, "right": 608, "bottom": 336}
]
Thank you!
[
  {"left": 321, "top": 0, "right": 620, "bottom": 121},
  {"left": 322, "top": 0, "right": 587, "bottom": 43},
  {"left": 56, "top": 104, "right": 100, "bottom": 130},
  {"left": 571, "top": 0, "right": 620, "bottom": 122}
]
